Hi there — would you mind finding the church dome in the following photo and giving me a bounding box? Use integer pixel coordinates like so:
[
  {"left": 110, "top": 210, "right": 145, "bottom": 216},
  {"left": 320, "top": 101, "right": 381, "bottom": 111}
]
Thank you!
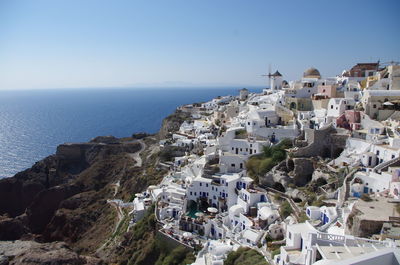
[{"left": 303, "top": 67, "right": 321, "bottom": 78}]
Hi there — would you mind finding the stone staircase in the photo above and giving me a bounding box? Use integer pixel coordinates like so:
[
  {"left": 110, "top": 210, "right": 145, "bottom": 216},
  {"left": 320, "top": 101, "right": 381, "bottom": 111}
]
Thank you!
[
  {"left": 338, "top": 167, "right": 358, "bottom": 208},
  {"left": 373, "top": 156, "right": 400, "bottom": 173},
  {"left": 336, "top": 207, "right": 344, "bottom": 225}
]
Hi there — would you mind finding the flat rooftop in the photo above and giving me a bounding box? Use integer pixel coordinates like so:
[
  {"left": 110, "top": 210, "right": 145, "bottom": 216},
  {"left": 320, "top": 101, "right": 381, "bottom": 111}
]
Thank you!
[
  {"left": 318, "top": 245, "right": 376, "bottom": 260},
  {"left": 354, "top": 196, "right": 398, "bottom": 222}
]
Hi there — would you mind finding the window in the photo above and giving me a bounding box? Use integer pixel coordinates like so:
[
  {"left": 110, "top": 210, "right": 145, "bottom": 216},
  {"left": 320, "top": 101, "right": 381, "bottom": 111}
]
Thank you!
[
  {"left": 288, "top": 232, "right": 292, "bottom": 239},
  {"left": 206, "top": 183, "right": 208, "bottom": 187},
  {"left": 231, "top": 163, "right": 235, "bottom": 167},
  {"left": 331, "top": 105, "right": 333, "bottom": 109},
  {"left": 373, "top": 104, "right": 377, "bottom": 108},
  {"left": 376, "top": 150, "right": 380, "bottom": 156},
  {"left": 190, "top": 192, "right": 192, "bottom": 195},
  {"left": 200, "top": 183, "right": 202, "bottom": 186},
  {"left": 392, "top": 154, "right": 395, "bottom": 159},
  {"left": 232, "top": 147, "right": 234, "bottom": 150}
]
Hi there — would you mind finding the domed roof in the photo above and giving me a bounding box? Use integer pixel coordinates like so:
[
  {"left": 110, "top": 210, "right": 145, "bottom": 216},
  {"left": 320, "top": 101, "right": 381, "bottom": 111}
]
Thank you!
[{"left": 303, "top": 67, "right": 321, "bottom": 78}]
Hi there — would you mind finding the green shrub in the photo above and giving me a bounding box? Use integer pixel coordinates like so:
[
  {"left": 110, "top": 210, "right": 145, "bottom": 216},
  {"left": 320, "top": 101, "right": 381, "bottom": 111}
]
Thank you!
[
  {"left": 298, "top": 212, "right": 309, "bottom": 223},
  {"left": 224, "top": 247, "right": 269, "bottom": 265},
  {"left": 259, "top": 158, "right": 274, "bottom": 174},
  {"left": 271, "top": 249, "right": 281, "bottom": 258},
  {"left": 235, "top": 129, "right": 247, "bottom": 138},
  {"left": 156, "top": 245, "right": 195, "bottom": 265},
  {"left": 246, "top": 138, "right": 293, "bottom": 181},
  {"left": 279, "top": 201, "right": 293, "bottom": 219}
]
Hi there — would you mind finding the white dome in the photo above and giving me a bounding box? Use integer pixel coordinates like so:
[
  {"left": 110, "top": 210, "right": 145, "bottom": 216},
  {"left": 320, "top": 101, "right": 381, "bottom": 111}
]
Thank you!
[
  {"left": 259, "top": 206, "right": 276, "bottom": 220},
  {"left": 229, "top": 205, "right": 244, "bottom": 217}
]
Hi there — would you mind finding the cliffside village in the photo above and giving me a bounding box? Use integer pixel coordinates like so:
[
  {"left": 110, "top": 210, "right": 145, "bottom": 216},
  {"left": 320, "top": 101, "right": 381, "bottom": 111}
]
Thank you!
[{"left": 127, "top": 63, "right": 400, "bottom": 265}]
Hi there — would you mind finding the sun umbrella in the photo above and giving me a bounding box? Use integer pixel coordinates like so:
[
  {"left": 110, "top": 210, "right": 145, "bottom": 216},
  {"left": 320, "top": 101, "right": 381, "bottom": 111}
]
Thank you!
[{"left": 207, "top": 207, "right": 218, "bottom": 214}]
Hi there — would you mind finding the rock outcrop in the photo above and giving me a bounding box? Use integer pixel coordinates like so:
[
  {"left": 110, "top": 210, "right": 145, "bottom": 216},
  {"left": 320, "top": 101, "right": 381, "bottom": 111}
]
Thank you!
[
  {"left": 292, "top": 125, "right": 349, "bottom": 159},
  {"left": 0, "top": 138, "right": 150, "bottom": 263},
  {"left": 158, "top": 110, "right": 191, "bottom": 139},
  {"left": 259, "top": 157, "right": 316, "bottom": 188},
  {"left": 0, "top": 240, "right": 103, "bottom": 265}
]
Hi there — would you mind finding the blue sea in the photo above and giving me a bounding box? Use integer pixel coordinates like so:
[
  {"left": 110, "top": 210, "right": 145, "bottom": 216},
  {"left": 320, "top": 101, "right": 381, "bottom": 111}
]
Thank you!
[{"left": 0, "top": 87, "right": 262, "bottom": 178}]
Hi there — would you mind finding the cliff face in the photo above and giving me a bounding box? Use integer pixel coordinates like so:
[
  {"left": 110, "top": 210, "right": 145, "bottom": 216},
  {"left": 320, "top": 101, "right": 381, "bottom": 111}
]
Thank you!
[
  {"left": 158, "top": 110, "right": 191, "bottom": 139},
  {"left": 0, "top": 137, "right": 161, "bottom": 263},
  {"left": 0, "top": 109, "right": 192, "bottom": 264},
  {"left": 0, "top": 240, "right": 103, "bottom": 265},
  {"left": 0, "top": 156, "right": 57, "bottom": 217}
]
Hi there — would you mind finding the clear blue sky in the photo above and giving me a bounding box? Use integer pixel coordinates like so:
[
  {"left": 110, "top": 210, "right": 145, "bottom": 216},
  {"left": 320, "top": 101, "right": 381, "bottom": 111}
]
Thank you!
[{"left": 0, "top": 0, "right": 399, "bottom": 89}]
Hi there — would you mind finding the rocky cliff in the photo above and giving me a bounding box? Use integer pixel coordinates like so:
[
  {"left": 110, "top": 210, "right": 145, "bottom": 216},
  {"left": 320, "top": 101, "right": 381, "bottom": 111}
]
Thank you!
[
  {"left": 0, "top": 133, "right": 170, "bottom": 264},
  {"left": 0, "top": 108, "right": 193, "bottom": 265}
]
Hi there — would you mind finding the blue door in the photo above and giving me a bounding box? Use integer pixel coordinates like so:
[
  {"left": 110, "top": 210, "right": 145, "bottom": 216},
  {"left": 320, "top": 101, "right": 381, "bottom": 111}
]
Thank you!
[{"left": 324, "top": 214, "right": 329, "bottom": 224}]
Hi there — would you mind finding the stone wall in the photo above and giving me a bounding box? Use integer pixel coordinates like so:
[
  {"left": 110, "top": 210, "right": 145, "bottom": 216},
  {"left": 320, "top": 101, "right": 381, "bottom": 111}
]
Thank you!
[
  {"left": 291, "top": 158, "right": 315, "bottom": 186},
  {"left": 292, "top": 125, "right": 349, "bottom": 159},
  {"left": 156, "top": 230, "right": 194, "bottom": 251}
]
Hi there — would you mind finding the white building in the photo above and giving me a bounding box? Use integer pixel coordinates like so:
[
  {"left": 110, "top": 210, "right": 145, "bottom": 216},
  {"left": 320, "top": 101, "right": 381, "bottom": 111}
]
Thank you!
[
  {"left": 187, "top": 173, "right": 242, "bottom": 211},
  {"left": 305, "top": 206, "right": 337, "bottom": 225},
  {"left": 325, "top": 98, "right": 355, "bottom": 126},
  {"left": 276, "top": 221, "right": 397, "bottom": 265}
]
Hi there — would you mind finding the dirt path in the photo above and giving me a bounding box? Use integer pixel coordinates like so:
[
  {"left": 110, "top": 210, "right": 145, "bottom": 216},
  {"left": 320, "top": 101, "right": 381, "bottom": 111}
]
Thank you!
[
  {"left": 110, "top": 180, "right": 120, "bottom": 197},
  {"left": 97, "top": 200, "right": 125, "bottom": 252},
  {"left": 128, "top": 140, "right": 145, "bottom": 167}
]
